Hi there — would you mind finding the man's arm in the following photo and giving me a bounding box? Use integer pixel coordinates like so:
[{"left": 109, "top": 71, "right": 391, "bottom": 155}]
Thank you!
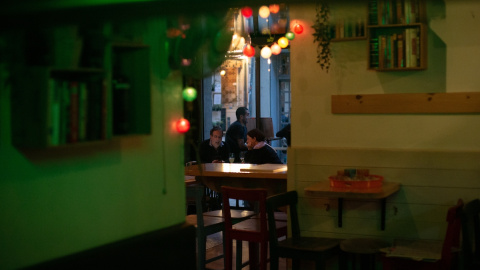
[{"left": 237, "top": 138, "right": 247, "bottom": 151}]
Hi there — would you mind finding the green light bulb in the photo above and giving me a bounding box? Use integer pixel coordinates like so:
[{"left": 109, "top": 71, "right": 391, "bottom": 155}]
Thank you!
[
  {"left": 182, "top": 87, "right": 197, "bottom": 102},
  {"left": 285, "top": 31, "right": 295, "bottom": 40}
]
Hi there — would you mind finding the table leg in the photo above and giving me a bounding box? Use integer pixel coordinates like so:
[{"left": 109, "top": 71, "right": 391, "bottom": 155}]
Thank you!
[
  {"left": 338, "top": 198, "right": 343, "bottom": 228},
  {"left": 381, "top": 198, "right": 386, "bottom": 230}
]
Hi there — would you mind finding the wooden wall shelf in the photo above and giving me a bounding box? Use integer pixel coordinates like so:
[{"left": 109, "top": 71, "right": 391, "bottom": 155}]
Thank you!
[{"left": 331, "top": 92, "right": 480, "bottom": 114}]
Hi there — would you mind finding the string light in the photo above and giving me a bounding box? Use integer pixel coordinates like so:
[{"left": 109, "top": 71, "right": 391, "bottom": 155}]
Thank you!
[
  {"left": 285, "top": 31, "right": 295, "bottom": 40},
  {"left": 293, "top": 23, "right": 304, "bottom": 34},
  {"left": 258, "top": 6, "right": 270, "bottom": 18},
  {"left": 271, "top": 43, "right": 281, "bottom": 55},
  {"left": 241, "top": 6, "right": 253, "bottom": 18},
  {"left": 176, "top": 118, "right": 190, "bottom": 133},
  {"left": 220, "top": 70, "right": 226, "bottom": 76},
  {"left": 182, "top": 87, "right": 197, "bottom": 102},
  {"left": 243, "top": 44, "right": 255, "bottom": 57},
  {"left": 278, "top": 37, "right": 289, "bottom": 48},
  {"left": 269, "top": 4, "right": 280, "bottom": 14},
  {"left": 260, "top": 46, "right": 272, "bottom": 59}
]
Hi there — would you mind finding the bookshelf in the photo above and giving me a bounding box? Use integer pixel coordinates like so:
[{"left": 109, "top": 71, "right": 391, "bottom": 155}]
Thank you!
[
  {"left": 112, "top": 43, "right": 151, "bottom": 136},
  {"left": 10, "top": 23, "right": 152, "bottom": 149},
  {"left": 367, "top": 0, "right": 427, "bottom": 71},
  {"left": 330, "top": 17, "right": 367, "bottom": 42}
]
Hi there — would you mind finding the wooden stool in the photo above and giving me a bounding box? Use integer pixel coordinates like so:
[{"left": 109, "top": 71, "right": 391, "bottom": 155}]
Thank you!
[{"left": 340, "top": 238, "right": 390, "bottom": 270}]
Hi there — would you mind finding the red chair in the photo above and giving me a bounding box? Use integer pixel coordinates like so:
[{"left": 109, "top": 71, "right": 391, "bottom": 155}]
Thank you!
[
  {"left": 186, "top": 184, "right": 254, "bottom": 270},
  {"left": 382, "top": 199, "right": 464, "bottom": 270},
  {"left": 221, "top": 186, "right": 287, "bottom": 270}
]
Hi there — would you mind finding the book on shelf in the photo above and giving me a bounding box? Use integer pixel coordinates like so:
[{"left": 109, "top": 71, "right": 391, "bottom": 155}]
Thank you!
[
  {"left": 397, "top": 34, "right": 404, "bottom": 68},
  {"left": 370, "top": 37, "right": 380, "bottom": 68},
  {"left": 78, "top": 82, "right": 88, "bottom": 142},
  {"left": 59, "top": 80, "right": 70, "bottom": 145},
  {"left": 86, "top": 79, "right": 103, "bottom": 141},
  {"left": 68, "top": 81, "right": 79, "bottom": 144},
  {"left": 368, "top": 0, "right": 379, "bottom": 25},
  {"left": 48, "top": 79, "right": 62, "bottom": 146},
  {"left": 371, "top": 0, "right": 421, "bottom": 26}
]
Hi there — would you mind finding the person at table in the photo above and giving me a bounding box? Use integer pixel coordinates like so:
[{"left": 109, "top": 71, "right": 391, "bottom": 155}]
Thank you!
[
  {"left": 276, "top": 123, "right": 291, "bottom": 146},
  {"left": 225, "top": 107, "right": 249, "bottom": 163},
  {"left": 244, "top": 128, "right": 282, "bottom": 164},
  {"left": 199, "top": 126, "right": 229, "bottom": 163}
]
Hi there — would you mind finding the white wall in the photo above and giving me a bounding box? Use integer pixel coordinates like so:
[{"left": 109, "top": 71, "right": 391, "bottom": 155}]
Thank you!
[
  {"left": 291, "top": 1, "right": 480, "bottom": 151},
  {"left": 288, "top": 0, "right": 480, "bottom": 242}
]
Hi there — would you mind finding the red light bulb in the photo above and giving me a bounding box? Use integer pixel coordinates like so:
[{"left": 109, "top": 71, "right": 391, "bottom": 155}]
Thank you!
[
  {"left": 243, "top": 44, "right": 255, "bottom": 57},
  {"left": 176, "top": 118, "right": 190, "bottom": 133},
  {"left": 293, "top": 24, "right": 304, "bottom": 34},
  {"left": 241, "top": 7, "right": 253, "bottom": 18}
]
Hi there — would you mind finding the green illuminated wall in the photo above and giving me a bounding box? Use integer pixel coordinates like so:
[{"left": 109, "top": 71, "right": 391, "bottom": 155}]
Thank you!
[{"left": 0, "top": 18, "right": 186, "bottom": 269}]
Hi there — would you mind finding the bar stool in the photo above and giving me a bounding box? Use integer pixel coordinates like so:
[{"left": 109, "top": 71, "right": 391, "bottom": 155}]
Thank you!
[{"left": 340, "top": 238, "right": 390, "bottom": 270}]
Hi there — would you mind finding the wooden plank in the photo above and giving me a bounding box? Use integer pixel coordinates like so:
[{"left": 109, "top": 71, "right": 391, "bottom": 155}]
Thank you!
[{"left": 331, "top": 92, "right": 480, "bottom": 113}]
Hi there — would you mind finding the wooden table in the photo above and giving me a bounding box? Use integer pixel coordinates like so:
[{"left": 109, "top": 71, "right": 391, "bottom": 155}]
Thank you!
[
  {"left": 185, "top": 163, "right": 287, "bottom": 196},
  {"left": 304, "top": 181, "right": 400, "bottom": 230}
]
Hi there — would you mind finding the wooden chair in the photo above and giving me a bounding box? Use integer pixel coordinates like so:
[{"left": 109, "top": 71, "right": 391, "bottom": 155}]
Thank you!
[
  {"left": 461, "top": 199, "right": 480, "bottom": 270},
  {"left": 221, "top": 186, "right": 288, "bottom": 270},
  {"left": 382, "top": 199, "right": 464, "bottom": 270},
  {"left": 266, "top": 190, "right": 342, "bottom": 270},
  {"left": 185, "top": 184, "right": 254, "bottom": 270}
]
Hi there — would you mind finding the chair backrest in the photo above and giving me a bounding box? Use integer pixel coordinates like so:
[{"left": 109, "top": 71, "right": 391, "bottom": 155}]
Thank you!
[
  {"left": 440, "top": 199, "right": 464, "bottom": 268},
  {"left": 266, "top": 191, "right": 300, "bottom": 248},
  {"left": 461, "top": 199, "right": 480, "bottom": 270},
  {"left": 221, "top": 186, "right": 268, "bottom": 236}
]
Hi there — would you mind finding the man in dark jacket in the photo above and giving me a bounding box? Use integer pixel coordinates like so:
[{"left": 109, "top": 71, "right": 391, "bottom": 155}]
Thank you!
[
  {"left": 225, "top": 107, "right": 249, "bottom": 163},
  {"left": 244, "top": 128, "right": 282, "bottom": 164},
  {"left": 199, "top": 126, "right": 229, "bottom": 163}
]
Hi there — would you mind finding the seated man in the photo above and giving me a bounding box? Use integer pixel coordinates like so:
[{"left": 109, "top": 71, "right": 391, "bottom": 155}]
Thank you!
[
  {"left": 199, "top": 126, "right": 229, "bottom": 163},
  {"left": 244, "top": 128, "right": 282, "bottom": 164}
]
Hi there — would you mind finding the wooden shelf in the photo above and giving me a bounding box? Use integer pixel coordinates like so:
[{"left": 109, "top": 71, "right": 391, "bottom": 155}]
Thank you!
[
  {"left": 10, "top": 22, "right": 152, "bottom": 150},
  {"left": 331, "top": 92, "right": 480, "bottom": 114},
  {"left": 331, "top": 36, "right": 366, "bottom": 42},
  {"left": 367, "top": 0, "right": 427, "bottom": 71}
]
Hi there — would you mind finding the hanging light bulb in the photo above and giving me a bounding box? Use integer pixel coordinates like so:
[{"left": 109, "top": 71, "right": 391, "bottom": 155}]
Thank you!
[
  {"left": 243, "top": 44, "right": 255, "bottom": 57},
  {"left": 269, "top": 4, "right": 280, "bottom": 14},
  {"left": 176, "top": 118, "right": 190, "bottom": 133},
  {"left": 293, "top": 23, "right": 304, "bottom": 34},
  {"left": 278, "top": 37, "right": 289, "bottom": 48},
  {"left": 181, "top": 58, "right": 192, "bottom": 66},
  {"left": 182, "top": 87, "right": 197, "bottom": 102},
  {"left": 258, "top": 6, "right": 270, "bottom": 18},
  {"left": 270, "top": 43, "right": 281, "bottom": 55},
  {"left": 220, "top": 70, "right": 226, "bottom": 76},
  {"left": 241, "top": 6, "right": 253, "bottom": 18},
  {"left": 260, "top": 46, "right": 272, "bottom": 59},
  {"left": 285, "top": 31, "right": 295, "bottom": 40}
]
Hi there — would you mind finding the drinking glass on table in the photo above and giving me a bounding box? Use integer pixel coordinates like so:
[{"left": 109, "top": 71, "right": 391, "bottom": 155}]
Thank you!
[
  {"left": 229, "top": 153, "right": 235, "bottom": 163},
  {"left": 240, "top": 152, "right": 245, "bottom": 163}
]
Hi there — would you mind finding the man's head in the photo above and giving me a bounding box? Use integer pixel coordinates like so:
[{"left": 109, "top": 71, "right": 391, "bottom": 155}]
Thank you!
[
  {"left": 235, "top": 107, "right": 249, "bottom": 125},
  {"left": 209, "top": 126, "right": 223, "bottom": 149},
  {"left": 246, "top": 129, "right": 265, "bottom": 150}
]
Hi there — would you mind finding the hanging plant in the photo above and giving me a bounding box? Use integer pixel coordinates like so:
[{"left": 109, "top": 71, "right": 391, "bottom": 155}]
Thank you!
[{"left": 311, "top": 1, "right": 332, "bottom": 72}]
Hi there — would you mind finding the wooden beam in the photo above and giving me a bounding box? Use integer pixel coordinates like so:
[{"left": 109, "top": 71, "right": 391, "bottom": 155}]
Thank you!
[{"left": 331, "top": 92, "right": 480, "bottom": 114}]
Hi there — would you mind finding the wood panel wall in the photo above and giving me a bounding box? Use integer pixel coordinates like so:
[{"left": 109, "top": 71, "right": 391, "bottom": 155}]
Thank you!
[{"left": 287, "top": 147, "right": 480, "bottom": 242}]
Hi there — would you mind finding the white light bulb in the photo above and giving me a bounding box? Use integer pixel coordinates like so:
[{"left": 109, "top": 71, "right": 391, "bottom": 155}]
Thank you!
[
  {"left": 260, "top": 46, "right": 272, "bottom": 59},
  {"left": 259, "top": 6, "right": 270, "bottom": 18}
]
